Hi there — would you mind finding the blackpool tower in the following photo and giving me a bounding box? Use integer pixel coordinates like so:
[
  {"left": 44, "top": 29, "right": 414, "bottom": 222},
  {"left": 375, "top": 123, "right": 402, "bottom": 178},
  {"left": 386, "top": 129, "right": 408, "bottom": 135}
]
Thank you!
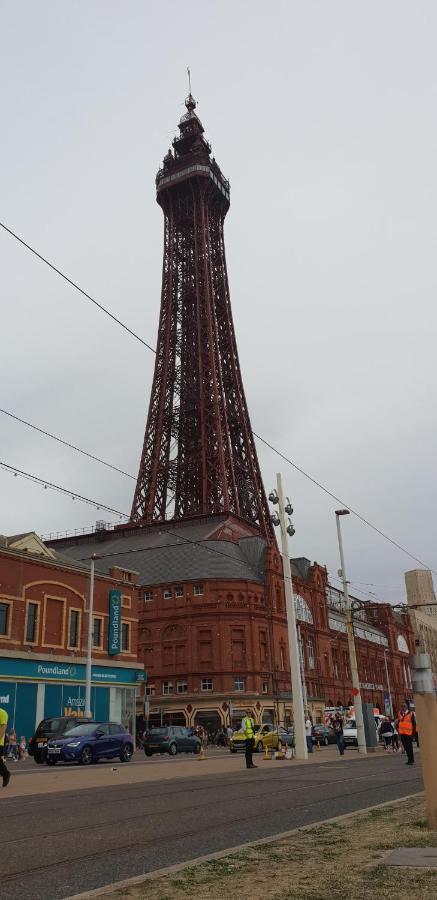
[{"left": 130, "top": 93, "right": 272, "bottom": 538}]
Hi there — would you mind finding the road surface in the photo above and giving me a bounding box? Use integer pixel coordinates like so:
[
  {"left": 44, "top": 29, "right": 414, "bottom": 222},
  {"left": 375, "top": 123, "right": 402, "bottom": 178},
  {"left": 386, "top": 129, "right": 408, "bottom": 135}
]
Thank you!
[{"left": 1, "top": 751, "right": 422, "bottom": 899}]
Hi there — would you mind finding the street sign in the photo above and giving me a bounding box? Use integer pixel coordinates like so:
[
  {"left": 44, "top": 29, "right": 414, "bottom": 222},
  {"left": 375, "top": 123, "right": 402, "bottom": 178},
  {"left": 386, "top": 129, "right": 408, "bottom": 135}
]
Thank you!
[{"left": 108, "top": 589, "right": 121, "bottom": 655}]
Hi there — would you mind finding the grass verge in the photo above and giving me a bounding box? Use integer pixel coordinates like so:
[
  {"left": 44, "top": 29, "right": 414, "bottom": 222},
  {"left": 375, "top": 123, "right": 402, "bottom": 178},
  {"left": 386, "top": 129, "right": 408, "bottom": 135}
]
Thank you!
[{"left": 108, "top": 796, "right": 437, "bottom": 900}]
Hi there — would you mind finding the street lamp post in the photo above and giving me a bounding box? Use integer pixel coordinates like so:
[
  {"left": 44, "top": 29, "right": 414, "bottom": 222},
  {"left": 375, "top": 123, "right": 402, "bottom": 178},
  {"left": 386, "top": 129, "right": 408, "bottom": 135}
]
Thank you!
[
  {"left": 84, "top": 555, "right": 98, "bottom": 719},
  {"left": 270, "top": 473, "right": 307, "bottom": 760},
  {"left": 383, "top": 648, "right": 394, "bottom": 718},
  {"left": 335, "top": 510, "right": 367, "bottom": 755}
]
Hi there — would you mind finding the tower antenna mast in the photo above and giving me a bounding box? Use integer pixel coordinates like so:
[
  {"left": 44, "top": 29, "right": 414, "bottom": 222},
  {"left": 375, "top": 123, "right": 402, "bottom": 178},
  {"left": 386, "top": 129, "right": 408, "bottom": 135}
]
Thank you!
[{"left": 187, "top": 66, "right": 192, "bottom": 95}]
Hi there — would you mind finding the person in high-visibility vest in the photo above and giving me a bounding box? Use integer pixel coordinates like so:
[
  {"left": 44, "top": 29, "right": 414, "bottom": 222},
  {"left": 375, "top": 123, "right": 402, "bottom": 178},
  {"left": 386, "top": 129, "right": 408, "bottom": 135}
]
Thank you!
[
  {"left": 241, "top": 713, "right": 257, "bottom": 769},
  {"left": 398, "top": 705, "right": 416, "bottom": 765}
]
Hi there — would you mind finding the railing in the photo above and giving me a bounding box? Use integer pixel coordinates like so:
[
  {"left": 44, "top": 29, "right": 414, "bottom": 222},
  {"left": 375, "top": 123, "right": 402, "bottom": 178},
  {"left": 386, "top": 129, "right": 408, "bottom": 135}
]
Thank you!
[{"left": 41, "top": 520, "right": 120, "bottom": 542}]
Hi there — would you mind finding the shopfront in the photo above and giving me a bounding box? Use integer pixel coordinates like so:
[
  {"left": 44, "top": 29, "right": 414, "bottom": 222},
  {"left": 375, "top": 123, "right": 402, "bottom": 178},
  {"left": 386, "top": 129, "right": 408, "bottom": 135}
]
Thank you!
[{"left": 0, "top": 656, "right": 145, "bottom": 742}]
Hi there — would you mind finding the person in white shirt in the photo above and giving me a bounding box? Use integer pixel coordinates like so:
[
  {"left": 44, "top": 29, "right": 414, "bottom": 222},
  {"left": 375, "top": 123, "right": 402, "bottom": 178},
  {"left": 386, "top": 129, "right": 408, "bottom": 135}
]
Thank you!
[{"left": 305, "top": 715, "right": 313, "bottom": 753}]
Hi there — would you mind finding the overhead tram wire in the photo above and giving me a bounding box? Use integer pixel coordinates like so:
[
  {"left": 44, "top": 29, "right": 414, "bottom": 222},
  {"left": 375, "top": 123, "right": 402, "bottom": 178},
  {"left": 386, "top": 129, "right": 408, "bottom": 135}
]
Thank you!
[
  {"left": 0, "top": 222, "right": 155, "bottom": 354},
  {"left": 0, "top": 462, "right": 128, "bottom": 518},
  {"left": 0, "top": 408, "right": 136, "bottom": 481},
  {"left": 1, "top": 219, "right": 435, "bottom": 576}
]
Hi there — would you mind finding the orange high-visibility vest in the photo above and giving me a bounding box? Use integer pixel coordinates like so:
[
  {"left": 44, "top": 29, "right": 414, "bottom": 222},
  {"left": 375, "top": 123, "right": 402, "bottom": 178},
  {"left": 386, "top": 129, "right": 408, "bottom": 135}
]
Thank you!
[{"left": 398, "top": 712, "right": 414, "bottom": 736}]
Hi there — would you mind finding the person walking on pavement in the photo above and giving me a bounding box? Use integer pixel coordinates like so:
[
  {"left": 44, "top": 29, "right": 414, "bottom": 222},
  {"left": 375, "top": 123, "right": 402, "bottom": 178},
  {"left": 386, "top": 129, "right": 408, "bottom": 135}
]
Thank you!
[
  {"left": 398, "top": 705, "right": 416, "bottom": 765},
  {"left": 379, "top": 717, "right": 394, "bottom": 751},
  {"left": 331, "top": 712, "right": 345, "bottom": 756},
  {"left": 305, "top": 714, "right": 313, "bottom": 753},
  {"left": 0, "top": 707, "right": 11, "bottom": 787},
  {"left": 241, "top": 712, "right": 257, "bottom": 769}
]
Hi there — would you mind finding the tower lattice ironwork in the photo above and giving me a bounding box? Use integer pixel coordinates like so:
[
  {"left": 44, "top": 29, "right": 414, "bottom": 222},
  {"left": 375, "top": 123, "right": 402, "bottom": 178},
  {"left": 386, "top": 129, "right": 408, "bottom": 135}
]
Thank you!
[{"left": 131, "top": 94, "right": 272, "bottom": 537}]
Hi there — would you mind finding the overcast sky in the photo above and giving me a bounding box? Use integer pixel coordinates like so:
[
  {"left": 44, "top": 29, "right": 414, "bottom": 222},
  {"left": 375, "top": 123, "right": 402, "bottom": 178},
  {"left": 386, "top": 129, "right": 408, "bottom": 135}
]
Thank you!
[{"left": 1, "top": 1, "right": 436, "bottom": 603}]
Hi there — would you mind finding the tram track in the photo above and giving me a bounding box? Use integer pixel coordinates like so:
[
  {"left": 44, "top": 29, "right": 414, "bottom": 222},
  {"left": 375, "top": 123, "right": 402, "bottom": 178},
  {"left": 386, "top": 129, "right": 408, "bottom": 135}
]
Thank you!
[{"left": 0, "top": 773, "right": 422, "bottom": 885}]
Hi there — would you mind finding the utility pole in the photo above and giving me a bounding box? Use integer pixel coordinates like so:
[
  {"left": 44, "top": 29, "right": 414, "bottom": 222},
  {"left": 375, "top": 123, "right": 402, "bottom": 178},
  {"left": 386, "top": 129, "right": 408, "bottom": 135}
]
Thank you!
[
  {"left": 269, "top": 474, "right": 307, "bottom": 760},
  {"left": 335, "top": 511, "right": 366, "bottom": 755},
  {"left": 84, "top": 555, "right": 97, "bottom": 718},
  {"left": 411, "top": 644, "right": 437, "bottom": 828}
]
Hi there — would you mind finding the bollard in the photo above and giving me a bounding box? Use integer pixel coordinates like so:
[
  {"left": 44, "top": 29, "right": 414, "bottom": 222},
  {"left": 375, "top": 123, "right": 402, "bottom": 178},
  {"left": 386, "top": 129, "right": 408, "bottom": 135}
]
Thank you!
[
  {"left": 315, "top": 739, "right": 321, "bottom": 752},
  {"left": 198, "top": 742, "right": 206, "bottom": 760},
  {"left": 263, "top": 743, "right": 270, "bottom": 760}
]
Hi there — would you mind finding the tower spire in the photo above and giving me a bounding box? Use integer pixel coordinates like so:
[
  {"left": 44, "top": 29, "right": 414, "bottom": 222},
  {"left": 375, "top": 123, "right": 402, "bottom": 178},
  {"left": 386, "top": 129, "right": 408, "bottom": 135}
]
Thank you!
[{"left": 131, "top": 100, "right": 272, "bottom": 538}]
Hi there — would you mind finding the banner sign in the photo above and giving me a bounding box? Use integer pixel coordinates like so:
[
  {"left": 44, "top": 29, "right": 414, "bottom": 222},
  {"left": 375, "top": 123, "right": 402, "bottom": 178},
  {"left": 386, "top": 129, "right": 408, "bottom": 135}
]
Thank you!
[
  {"left": 108, "top": 589, "right": 122, "bottom": 656},
  {"left": 0, "top": 657, "right": 143, "bottom": 685}
]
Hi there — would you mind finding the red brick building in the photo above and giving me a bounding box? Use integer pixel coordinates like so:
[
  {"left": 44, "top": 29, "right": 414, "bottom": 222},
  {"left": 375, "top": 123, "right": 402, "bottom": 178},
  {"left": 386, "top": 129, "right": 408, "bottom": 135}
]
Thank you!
[
  {"left": 49, "top": 515, "right": 414, "bottom": 731},
  {"left": 0, "top": 532, "right": 142, "bottom": 741}
]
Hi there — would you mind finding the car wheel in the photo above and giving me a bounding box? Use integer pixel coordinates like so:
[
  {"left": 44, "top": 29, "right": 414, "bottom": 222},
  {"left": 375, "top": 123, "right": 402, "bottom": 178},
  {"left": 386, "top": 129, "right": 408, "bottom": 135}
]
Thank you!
[
  {"left": 256, "top": 741, "right": 264, "bottom": 753},
  {"left": 46, "top": 757, "right": 57, "bottom": 766},
  {"left": 169, "top": 743, "right": 177, "bottom": 756},
  {"left": 324, "top": 737, "right": 329, "bottom": 746},
  {"left": 120, "top": 743, "right": 133, "bottom": 762},
  {"left": 34, "top": 752, "right": 45, "bottom": 765},
  {"left": 145, "top": 749, "right": 153, "bottom": 757},
  {"left": 79, "top": 745, "right": 93, "bottom": 766},
  {"left": 193, "top": 743, "right": 200, "bottom": 754}
]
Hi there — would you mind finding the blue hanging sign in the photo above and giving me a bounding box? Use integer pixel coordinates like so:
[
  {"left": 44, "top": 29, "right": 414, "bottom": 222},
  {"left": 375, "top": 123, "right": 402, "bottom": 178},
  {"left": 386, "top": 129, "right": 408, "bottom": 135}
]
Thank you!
[{"left": 108, "top": 589, "right": 122, "bottom": 656}]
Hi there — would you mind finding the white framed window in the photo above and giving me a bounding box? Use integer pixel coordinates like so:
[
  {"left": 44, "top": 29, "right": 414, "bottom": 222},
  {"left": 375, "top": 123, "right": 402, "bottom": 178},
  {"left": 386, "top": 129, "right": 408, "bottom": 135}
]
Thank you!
[
  {"left": 234, "top": 677, "right": 245, "bottom": 692},
  {"left": 307, "top": 638, "right": 315, "bottom": 669},
  {"left": 175, "top": 587, "right": 184, "bottom": 598},
  {"left": 194, "top": 584, "right": 204, "bottom": 596},
  {"left": 177, "top": 681, "right": 188, "bottom": 694},
  {"left": 162, "top": 682, "right": 173, "bottom": 695},
  {"left": 144, "top": 591, "right": 153, "bottom": 603},
  {"left": 201, "top": 678, "right": 213, "bottom": 692},
  {"left": 262, "top": 681, "right": 269, "bottom": 694},
  {"left": 145, "top": 684, "right": 155, "bottom": 696},
  {"left": 163, "top": 589, "right": 172, "bottom": 600},
  {"left": 294, "top": 594, "right": 313, "bottom": 624}
]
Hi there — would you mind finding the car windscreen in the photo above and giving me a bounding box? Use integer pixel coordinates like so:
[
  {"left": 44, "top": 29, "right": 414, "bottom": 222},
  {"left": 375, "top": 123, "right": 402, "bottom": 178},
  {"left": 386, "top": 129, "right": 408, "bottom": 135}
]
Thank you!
[
  {"left": 63, "top": 724, "right": 98, "bottom": 737},
  {"left": 38, "top": 718, "right": 63, "bottom": 733},
  {"left": 148, "top": 728, "right": 169, "bottom": 734},
  {"left": 344, "top": 720, "right": 356, "bottom": 729}
]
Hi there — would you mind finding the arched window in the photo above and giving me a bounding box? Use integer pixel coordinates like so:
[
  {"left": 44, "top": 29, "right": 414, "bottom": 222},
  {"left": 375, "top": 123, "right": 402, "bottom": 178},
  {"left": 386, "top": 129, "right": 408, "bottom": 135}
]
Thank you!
[
  {"left": 294, "top": 594, "right": 313, "bottom": 624},
  {"left": 397, "top": 634, "right": 409, "bottom": 654}
]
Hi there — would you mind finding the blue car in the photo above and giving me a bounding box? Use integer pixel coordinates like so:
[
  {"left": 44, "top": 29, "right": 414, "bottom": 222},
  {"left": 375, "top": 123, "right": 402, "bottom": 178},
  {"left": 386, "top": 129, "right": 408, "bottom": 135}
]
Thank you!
[{"left": 46, "top": 721, "right": 134, "bottom": 765}]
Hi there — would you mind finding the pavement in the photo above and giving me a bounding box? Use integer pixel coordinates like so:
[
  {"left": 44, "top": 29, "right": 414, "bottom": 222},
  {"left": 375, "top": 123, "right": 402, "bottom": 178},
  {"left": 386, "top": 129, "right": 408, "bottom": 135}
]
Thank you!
[
  {"left": 0, "top": 743, "right": 371, "bottom": 797},
  {"left": 0, "top": 746, "right": 422, "bottom": 900}
]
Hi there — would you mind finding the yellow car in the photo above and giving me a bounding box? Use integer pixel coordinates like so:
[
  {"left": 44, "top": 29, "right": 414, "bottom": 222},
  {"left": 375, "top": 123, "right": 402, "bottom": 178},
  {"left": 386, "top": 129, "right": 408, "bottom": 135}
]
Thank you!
[{"left": 230, "top": 724, "right": 294, "bottom": 753}]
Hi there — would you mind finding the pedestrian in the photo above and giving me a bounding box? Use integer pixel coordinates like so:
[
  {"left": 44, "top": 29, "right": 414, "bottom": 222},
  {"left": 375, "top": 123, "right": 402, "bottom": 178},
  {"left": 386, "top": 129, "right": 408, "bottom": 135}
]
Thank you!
[
  {"left": 305, "top": 714, "right": 313, "bottom": 753},
  {"left": 390, "top": 718, "right": 400, "bottom": 752},
  {"left": 18, "top": 736, "right": 27, "bottom": 760},
  {"left": 7, "top": 728, "right": 18, "bottom": 760},
  {"left": 226, "top": 724, "right": 233, "bottom": 746},
  {"left": 331, "top": 712, "right": 345, "bottom": 756},
  {"left": 398, "top": 705, "right": 416, "bottom": 765},
  {"left": 379, "top": 717, "right": 394, "bottom": 751},
  {"left": 241, "top": 712, "right": 257, "bottom": 769},
  {"left": 0, "top": 706, "right": 11, "bottom": 787}
]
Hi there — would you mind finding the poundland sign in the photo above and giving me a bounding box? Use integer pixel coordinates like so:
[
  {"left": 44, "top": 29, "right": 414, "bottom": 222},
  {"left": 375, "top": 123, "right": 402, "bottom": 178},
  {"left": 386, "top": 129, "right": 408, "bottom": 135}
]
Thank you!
[
  {"left": 108, "top": 589, "right": 122, "bottom": 656},
  {"left": 0, "top": 657, "right": 144, "bottom": 685}
]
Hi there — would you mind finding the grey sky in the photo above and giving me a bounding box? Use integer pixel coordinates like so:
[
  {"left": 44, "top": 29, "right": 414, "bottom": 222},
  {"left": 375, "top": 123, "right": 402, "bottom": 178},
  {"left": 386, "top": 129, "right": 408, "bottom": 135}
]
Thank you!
[{"left": 1, "top": 1, "right": 436, "bottom": 602}]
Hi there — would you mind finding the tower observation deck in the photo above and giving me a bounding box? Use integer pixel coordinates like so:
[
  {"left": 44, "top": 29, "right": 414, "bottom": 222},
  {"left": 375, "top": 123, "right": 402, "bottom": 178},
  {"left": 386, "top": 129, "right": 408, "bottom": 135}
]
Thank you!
[{"left": 131, "top": 94, "right": 272, "bottom": 538}]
